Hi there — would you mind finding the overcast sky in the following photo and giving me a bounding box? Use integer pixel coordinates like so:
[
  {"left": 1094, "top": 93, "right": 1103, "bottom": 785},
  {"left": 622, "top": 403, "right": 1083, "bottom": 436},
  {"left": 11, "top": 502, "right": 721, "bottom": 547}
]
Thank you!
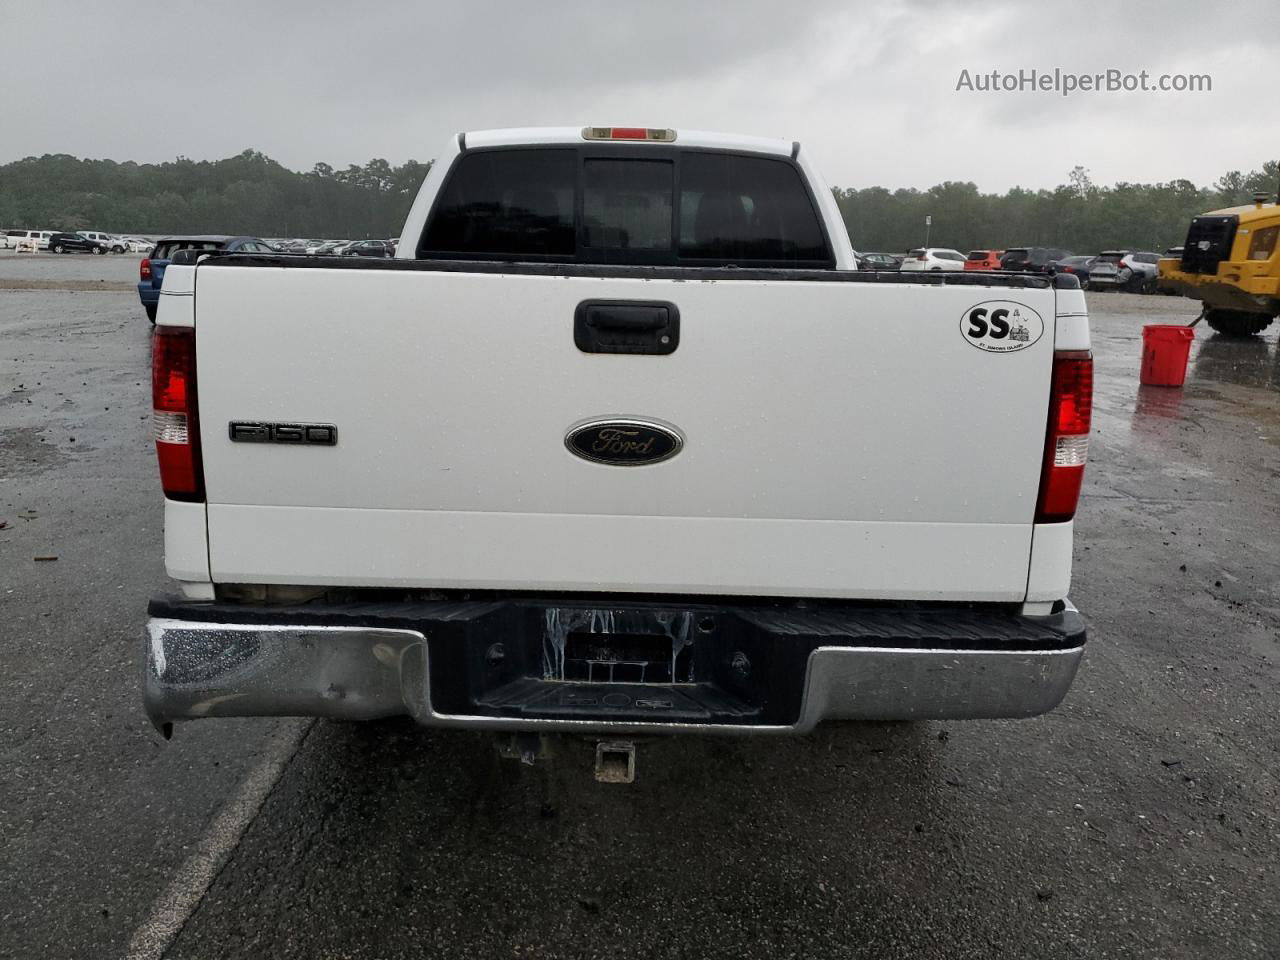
[{"left": 3, "top": 0, "right": 1275, "bottom": 192}]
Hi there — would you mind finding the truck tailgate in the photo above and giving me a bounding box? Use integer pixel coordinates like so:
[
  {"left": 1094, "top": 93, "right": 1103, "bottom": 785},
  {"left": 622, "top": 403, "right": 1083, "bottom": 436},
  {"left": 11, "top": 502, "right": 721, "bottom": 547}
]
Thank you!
[{"left": 193, "top": 265, "right": 1059, "bottom": 601}]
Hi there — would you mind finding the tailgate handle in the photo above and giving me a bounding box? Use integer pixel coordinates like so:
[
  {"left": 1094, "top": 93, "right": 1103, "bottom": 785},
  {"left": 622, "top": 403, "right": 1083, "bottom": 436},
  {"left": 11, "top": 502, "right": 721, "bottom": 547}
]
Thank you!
[{"left": 574, "top": 300, "right": 679, "bottom": 355}]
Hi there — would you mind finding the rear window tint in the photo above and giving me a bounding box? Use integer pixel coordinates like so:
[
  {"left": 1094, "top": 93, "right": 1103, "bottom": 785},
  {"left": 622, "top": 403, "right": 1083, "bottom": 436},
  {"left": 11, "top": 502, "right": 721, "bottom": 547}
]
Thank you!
[
  {"left": 421, "top": 148, "right": 830, "bottom": 266},
  {"left": 422, "top": 149, "right": 576, "bottom": 258},
  {"left": 584, "top": 158, "right": 673, "bottom": 254},
  {"left": 908, "top": 249, "right": 926, "bottom": 258},
  {"left": 967, "top": 251, "right": 987, "bottom": 260},
  {"left": 677, "top": 153, "right": 827, "bottom": 263}
]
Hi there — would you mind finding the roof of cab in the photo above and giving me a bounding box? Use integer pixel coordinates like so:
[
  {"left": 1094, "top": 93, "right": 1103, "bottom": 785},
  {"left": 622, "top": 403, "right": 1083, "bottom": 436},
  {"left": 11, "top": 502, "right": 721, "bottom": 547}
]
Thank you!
[
  {"left": 1205, "top": 201, "right": 1278, "bottom": 223},
  {"left": 461, "top": 126, "right": 796, "bottom": 157}
]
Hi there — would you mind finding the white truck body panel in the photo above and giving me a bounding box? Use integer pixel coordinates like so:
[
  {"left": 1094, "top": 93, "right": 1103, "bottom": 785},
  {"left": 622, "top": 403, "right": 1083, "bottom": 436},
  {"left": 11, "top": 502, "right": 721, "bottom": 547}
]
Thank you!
[
  {"left": 190, "top": 266, "right": 1066, "bottom": 600},
  {"left": 205, "top": 506, "right": 1035, "bottom": 600}
]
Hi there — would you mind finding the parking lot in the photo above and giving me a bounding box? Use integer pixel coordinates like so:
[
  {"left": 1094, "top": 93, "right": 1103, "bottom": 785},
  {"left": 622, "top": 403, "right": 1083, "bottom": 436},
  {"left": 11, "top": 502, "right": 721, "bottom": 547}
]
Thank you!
[{"left": 1, "top": 250, "right": 1277, "bottom": 960}]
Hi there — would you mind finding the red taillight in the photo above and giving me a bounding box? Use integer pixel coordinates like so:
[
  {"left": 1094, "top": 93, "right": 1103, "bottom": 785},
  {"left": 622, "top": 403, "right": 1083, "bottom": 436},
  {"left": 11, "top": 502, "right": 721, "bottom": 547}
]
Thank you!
[
  {"left": 151, "top": 326, "right": 204, "bottom": 501},
  {"left": 1035, "top": 350, "right": 1092, "bottom": 523},
  {"left": 140, "top": 258, "right": 152, "bottom": 280}
]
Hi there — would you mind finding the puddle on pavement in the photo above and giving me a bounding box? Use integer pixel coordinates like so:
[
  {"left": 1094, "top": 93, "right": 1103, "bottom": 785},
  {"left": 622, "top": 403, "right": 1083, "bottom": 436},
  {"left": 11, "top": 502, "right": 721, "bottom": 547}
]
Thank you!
[
  {"left": 1132, "top": 385, "right": 1187, "bottom": 419},
  {"left": 1119, "top": 332, "right": 1280, "bottom": 451},
  {"left": 1189, "top": 333, "right": 1279, "bottom": 392},
  {"left": 0, "top": 425, "right": 73, "bottom": 478}
]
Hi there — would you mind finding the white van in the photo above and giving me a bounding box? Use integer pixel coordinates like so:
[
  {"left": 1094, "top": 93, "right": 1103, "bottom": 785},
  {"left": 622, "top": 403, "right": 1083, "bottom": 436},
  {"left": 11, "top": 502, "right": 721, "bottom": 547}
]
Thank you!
[{"left": 4, "top": 230, "right": 56, "bottom": 250}]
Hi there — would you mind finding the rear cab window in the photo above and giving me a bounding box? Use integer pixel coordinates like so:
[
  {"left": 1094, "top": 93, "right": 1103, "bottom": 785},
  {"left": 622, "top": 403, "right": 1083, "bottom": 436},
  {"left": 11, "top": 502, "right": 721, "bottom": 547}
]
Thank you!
[{"left": 419, "top": 146, "right": 832, "bottom": 268}]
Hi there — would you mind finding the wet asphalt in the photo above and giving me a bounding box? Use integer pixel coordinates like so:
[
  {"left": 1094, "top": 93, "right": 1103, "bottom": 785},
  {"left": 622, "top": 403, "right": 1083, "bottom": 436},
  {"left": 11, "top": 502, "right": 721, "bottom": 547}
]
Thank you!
[{"left": 0, "top": 252, "right": 1277, "bottom": 960}]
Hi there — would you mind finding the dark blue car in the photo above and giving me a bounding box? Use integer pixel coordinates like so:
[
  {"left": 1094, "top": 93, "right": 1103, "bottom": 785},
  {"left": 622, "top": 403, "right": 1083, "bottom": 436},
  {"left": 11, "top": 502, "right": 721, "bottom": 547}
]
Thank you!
[{"left": 139, "top": 235, "right": 274, "bottom": 322}]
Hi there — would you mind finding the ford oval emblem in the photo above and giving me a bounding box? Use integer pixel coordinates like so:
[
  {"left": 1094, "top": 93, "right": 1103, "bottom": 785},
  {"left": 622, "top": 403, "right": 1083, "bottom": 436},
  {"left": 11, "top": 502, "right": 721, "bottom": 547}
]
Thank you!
[{"left": 565, "top": 418, "right": 683, "bottom": 466}]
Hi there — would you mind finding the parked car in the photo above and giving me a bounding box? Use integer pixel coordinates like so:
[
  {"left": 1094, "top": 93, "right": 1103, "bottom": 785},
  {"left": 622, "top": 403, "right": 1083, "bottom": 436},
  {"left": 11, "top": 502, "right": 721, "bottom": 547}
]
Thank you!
[
  {"left": 1052, "top": 255, "right": 1098, "bottom": 288},
  {"left": 856, "top": 252, "right": 901, "bottom": 271},
  {"left": 1125, "top": 252, "right": 1162, "bottom": 293},
  {"left": 341, "top": 239, "right": 394, "bottom": 258},
  {"left": 964, "top": 249, "right": 1003, "bottom": 271},
  {"left": 143, "top": 125, "right": 1090, "bottom": 759},
  {"left": 1084, "top": 251, "right": 1131, "bottom": 291},
  {"left": 1000, "top": 247, "right": 1070, "bottom": 274},
  {"left": 899, "top": 247, "right": 966, "bottom": 271},
  {"left": 5, "top": 229, "right": 57, "bottom": 250},
  {"left": 138, "top": 236, "right": 274, "bottom": 322},
  {"left": 310, "top": 240, "right": 348, "bottom": 256},
  {"left": 1088, "top": 250, "right": 1160, "bottom": 293},
  {"left": 123, "top": 237, "right": 154, "bottom": 254},
  {"left": 48, "top": 232, "right": 109, "bottom": 254},
  {"left": 78, "top": 231, "right": 129, "bottom": 254}
]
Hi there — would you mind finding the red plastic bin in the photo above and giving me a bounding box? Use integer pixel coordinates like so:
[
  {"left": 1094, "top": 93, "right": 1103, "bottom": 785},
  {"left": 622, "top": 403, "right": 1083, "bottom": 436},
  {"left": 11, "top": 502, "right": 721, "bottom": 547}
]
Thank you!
[{"left": 1140, "top": 324, "right": 1195, "bottom": 387}]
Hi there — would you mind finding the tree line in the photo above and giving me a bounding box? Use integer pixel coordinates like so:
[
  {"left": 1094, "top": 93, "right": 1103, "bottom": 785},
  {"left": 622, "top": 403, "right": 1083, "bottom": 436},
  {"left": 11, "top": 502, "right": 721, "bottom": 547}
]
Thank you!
[
  {"left": 0, "top": 150, "right": 431, "bottom": 239},
  {"left": 0, "top": 148, "right": 1275, "bottom": 253},
  {"left": 835, "top": 162, "right": 1279, "bottom": 254}
]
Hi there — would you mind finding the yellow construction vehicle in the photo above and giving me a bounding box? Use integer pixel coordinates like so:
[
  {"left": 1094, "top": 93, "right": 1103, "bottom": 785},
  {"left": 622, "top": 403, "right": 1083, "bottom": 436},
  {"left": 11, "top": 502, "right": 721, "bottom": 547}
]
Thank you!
[{"left": 1159, "top": 191, "right": 1279, "bottom": 336}]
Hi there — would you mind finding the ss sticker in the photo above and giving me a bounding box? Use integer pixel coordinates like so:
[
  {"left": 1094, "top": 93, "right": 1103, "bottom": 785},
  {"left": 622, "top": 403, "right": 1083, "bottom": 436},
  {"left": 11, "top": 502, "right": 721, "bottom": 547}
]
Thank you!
[{"left": 960, "top": 300, "right": 1044, "bottom": 353}]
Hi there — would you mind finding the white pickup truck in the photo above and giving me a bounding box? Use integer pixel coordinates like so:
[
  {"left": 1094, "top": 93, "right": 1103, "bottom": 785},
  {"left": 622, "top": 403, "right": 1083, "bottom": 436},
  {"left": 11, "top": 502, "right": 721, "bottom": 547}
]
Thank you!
[{"left": 144, "top": 126, "right": 1090, "bottom": 754}]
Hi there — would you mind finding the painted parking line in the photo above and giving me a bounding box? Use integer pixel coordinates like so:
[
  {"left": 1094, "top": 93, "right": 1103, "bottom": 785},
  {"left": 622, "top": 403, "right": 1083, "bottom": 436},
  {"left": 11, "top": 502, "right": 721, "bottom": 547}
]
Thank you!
[{"left": 123, "top": 719, "right": 313, "bottom": 960}]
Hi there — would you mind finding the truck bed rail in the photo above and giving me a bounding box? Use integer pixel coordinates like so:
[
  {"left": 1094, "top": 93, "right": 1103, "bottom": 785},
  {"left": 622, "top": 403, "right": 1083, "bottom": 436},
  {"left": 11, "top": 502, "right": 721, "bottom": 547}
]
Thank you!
[{"left": 184, "top": 251, "right": 1063, "bottom": 288}]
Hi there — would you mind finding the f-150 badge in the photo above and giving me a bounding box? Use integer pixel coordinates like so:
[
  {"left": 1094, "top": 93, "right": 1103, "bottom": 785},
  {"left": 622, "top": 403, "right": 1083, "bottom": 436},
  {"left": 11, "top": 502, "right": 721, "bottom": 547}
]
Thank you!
[
  {"left": 228, "top": 421, "right": 337, "bottom": 445},
  {"left": 960, "top": 301, "right": 1044, "bottom": 353},
  {"left": 565, "top": 419, "right": 682, "bottom": 466}
]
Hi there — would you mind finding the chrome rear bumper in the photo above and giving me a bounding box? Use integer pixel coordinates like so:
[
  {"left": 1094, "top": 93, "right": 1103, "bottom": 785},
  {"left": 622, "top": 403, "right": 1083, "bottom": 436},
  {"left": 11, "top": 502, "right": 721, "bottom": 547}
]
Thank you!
[{"left": 143, "top": 600, "right": 1085, "bottom": 735}]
